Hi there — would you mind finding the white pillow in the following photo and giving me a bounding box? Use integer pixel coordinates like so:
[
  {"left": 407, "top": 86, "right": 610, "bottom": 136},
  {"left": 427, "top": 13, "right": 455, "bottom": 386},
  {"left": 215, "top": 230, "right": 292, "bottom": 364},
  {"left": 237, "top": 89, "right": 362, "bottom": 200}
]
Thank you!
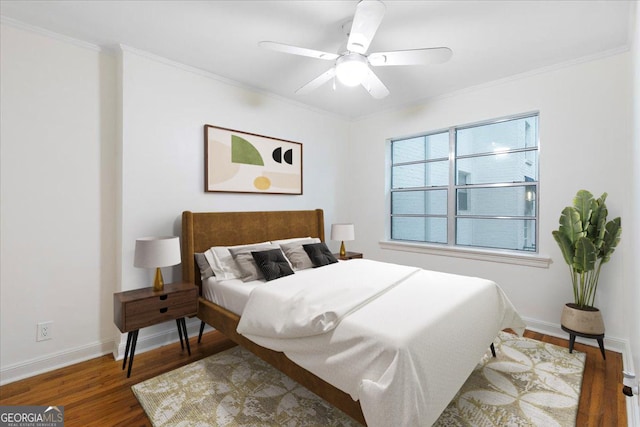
[
  {"left": 271, "top": 237, "right": 313, "bottom": 245},
  {"left": 279, "top": 237, "right": 321, "bottom": 271},
  {"left": 204, "top": 241, "right": 270, "bottom": 281}
]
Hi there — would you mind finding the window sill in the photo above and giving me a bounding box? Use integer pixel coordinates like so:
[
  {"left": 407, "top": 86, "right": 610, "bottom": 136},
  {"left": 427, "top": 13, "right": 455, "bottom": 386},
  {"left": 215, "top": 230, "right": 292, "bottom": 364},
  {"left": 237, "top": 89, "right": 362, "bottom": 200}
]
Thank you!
[{"left": 379, "top": 240, "right": 552, "bottom": 268}]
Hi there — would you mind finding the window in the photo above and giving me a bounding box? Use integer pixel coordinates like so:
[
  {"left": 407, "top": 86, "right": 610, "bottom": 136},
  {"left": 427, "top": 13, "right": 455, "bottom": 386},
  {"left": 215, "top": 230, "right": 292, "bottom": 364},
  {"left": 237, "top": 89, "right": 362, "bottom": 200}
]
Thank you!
[{"left": 390, "top": 113, "right": 539, "bottom": 253}]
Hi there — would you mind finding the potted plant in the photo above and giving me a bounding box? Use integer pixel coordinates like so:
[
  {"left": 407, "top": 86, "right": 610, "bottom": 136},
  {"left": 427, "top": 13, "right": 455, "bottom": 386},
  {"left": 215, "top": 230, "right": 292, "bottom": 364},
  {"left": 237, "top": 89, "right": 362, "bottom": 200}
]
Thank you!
[{"left": 552, "top": 190, "right": 621, "bottom": 335}]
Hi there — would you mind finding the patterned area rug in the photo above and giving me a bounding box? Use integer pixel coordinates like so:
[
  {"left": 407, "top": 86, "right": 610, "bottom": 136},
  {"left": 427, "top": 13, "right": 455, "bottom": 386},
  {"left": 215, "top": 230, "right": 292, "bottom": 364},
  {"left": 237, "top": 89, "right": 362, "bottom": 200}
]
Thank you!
[
  {"left": 435, "top": 332, "right": 586, "bottom": 426},
  {"left": 132, "top": 332, "right": 585, "bottom": 426}
]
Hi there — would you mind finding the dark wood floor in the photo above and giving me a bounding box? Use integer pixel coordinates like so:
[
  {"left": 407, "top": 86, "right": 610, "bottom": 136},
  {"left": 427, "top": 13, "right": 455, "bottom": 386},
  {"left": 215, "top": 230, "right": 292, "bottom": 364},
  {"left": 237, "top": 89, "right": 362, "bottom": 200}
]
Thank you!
[{"left": 0, "top": 330, "right": 627, "bottom": 426}]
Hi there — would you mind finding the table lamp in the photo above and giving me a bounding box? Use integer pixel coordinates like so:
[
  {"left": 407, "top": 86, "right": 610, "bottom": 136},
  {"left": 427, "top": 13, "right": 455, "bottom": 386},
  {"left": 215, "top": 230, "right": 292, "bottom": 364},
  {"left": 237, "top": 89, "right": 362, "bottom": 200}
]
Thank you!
[
  {"left": 134, "top": 236, "right": 181, "bottom": 291},
  {"left": 331, "top": 223, "right": 355, "bottom": 257}
]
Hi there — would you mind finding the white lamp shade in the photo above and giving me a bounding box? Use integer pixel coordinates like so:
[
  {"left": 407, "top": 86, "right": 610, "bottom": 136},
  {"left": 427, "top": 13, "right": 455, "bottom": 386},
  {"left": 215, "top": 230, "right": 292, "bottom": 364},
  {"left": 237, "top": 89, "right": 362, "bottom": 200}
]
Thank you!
[
  {"left": 331, "top": 223, "right": 355, "bottom": 241},
  {"left": 134, "top": 236, "right": 181, "bottom": 268}
]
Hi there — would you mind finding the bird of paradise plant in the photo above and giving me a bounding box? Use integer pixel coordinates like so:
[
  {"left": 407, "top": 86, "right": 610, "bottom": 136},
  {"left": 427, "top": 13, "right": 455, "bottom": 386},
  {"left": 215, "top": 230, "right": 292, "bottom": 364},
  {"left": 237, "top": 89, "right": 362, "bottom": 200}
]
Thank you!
[{"left": 552, "top": 190, "right": 621, "bottom": 308}]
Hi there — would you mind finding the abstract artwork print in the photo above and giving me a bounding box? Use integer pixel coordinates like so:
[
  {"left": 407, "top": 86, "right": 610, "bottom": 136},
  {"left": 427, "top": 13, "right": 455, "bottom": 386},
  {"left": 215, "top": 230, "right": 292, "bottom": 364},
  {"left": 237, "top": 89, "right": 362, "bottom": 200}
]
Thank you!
[{"left": 205, "top": 125, "right": 303, "bottom": 194}]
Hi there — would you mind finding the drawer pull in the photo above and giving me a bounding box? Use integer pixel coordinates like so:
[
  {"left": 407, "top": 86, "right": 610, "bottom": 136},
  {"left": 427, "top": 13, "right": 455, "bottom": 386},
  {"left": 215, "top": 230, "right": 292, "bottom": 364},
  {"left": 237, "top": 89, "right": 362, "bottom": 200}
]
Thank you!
[
  {"left": 160, "top": 295, "right": 168, "bottom": 301},
  {"left": 159, "top": 308, "right": 168, "bottom": 313}
]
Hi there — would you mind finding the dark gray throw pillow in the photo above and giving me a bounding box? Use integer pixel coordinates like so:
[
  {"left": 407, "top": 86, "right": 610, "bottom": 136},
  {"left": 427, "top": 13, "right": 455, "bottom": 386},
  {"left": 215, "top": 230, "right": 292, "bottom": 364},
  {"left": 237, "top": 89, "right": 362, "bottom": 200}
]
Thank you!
[
  {"left": 229, "top": 243, "right": 279, "bottom": 281},
  {"left": 302, "top": 242, "right": 338, "bottom": 267},
  {"left": 251, "top": 249, "right": 295, "bottom": 281},
  {"left": 194, "top": 252, "right": 214, "bottom": 280}
]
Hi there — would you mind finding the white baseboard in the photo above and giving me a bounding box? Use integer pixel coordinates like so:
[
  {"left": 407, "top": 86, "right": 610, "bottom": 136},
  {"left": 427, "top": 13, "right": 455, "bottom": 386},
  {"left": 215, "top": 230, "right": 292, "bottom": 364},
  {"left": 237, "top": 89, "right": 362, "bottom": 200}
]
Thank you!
[
  {"left": 0, "top": 318, "right": 205, "bottom": 386},
  {"left": 522, "top": 316, "right": 639, "bottom": 427},
  {"left": 522, "top": 316, "right": 628, "bottom": 354},
  {"left": 0, "top": 339, "right": 114, "bottom": 386}
]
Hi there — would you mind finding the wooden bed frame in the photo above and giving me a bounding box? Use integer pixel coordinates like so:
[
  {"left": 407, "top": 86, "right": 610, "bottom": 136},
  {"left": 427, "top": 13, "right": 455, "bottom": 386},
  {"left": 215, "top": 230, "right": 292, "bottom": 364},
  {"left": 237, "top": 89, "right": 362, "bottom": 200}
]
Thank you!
[{"left": 181, "top": 209, "right": 366, "bottom": 425}]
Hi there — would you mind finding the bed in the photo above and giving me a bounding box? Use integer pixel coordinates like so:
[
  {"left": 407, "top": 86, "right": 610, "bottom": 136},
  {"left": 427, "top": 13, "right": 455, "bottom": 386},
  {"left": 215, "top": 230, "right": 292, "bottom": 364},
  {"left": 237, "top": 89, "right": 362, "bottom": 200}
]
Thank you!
[{"left": 181, "top": 209, "right": 525, "bottom": 426}]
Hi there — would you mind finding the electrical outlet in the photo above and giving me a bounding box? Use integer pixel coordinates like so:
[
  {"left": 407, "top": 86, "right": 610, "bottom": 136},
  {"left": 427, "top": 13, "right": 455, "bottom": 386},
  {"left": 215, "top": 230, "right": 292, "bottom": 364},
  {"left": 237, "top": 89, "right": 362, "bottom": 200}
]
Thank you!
[{"left": 36, "top": 321, "right": 53, "bottom": 341}]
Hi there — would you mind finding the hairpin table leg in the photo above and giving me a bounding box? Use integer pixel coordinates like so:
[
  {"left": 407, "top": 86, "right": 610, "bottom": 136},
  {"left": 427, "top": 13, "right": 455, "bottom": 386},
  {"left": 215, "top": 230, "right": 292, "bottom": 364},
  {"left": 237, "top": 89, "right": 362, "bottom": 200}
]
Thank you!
[
  {"left": 177, "top": 318, "right": 191, "bottom": 356},
  {"left": 126, "top": 330, "right": 139, "bottom": 378},
  {"left": 122, "top": 332, "right": 133, "bottom": 371},
  {"left": 198, "top": 321, "right": 206, "bottom": 343},
  {"left": 176, "top": 319, "right": 185, "bottom": 350}
]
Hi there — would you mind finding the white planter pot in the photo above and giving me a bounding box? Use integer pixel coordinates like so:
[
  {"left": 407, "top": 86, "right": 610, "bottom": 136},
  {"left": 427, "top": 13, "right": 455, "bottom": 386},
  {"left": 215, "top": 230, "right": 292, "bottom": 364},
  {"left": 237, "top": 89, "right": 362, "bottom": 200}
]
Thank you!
[{"left": 561, "top": 303, "right": 605, "bottom": 335}]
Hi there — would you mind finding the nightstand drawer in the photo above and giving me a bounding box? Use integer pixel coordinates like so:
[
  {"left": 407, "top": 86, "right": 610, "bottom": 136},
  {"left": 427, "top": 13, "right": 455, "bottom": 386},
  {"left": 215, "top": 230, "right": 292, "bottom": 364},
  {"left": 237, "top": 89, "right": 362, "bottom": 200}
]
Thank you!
[
  {"left": 125, "top": 301, "right": 197, "bottom": 331},
  {"left": 113, "top": 282, "right": 198, "bottom": 333},
  {"left": 125, "top": 289, "right": 197, "bottom": 315}
]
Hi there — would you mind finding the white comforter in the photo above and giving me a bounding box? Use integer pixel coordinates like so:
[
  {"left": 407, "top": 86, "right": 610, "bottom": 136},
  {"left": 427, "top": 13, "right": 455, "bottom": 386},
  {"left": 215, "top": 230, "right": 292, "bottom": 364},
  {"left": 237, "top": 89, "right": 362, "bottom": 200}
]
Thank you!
[{"left": 237, "top": 259, "right": 525, "bottom": 427}]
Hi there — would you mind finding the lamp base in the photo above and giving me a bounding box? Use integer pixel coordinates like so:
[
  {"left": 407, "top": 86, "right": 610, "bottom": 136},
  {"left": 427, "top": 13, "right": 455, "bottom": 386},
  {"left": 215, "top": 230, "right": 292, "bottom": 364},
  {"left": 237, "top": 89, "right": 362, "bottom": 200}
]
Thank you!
[
  {"left": 153, "top": 268, "right": 164, "bottom": 292},
  {"left": 339, "top": 241, "right": 346, "bottom": 257}
]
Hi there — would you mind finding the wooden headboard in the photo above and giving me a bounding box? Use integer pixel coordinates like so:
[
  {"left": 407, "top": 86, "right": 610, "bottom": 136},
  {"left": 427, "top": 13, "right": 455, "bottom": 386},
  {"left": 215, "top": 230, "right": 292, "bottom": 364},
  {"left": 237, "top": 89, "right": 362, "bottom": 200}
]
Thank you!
[{"left": 181, "top": 209, "right": 325, "bottom": 291}]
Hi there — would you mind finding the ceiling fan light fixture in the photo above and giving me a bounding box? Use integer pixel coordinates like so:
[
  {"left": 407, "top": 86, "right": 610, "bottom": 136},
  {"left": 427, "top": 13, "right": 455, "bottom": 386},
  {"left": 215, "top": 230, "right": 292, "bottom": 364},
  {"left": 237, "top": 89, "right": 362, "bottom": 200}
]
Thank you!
[
  {"left": 260, "top": 0, "right": 450, "bottom": 99},
  {"left": 335, "top": 53, "right": 368, "bottom": 87}
]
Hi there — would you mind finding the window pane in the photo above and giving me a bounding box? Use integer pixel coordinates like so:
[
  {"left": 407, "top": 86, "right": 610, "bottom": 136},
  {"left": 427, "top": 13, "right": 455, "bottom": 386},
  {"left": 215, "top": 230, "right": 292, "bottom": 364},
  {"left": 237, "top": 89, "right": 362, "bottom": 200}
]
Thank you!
[
  {"left": 457, "top": 115, "right": 538, "bottom": 156},
  {"left": 392, "top": 216, "right": 447, "bottom": 243},
  {"left": 392, "top": 190, "right": 447, "bottom": 215},
  {"left": 456, "top": 186, "right": 536, "bottom": 216},
  {"left": 392, "top": 160, "right": 448, "bottom": 188},
  {"left": 456, "top": 151, "right": 537, "bottom": 185},
  {"left": 424, "top": 132, "right": 449, "bottom": 159},
  {"left": 392, "top": 132, "right": 448, "bottom": 164},
  {"left": 456, "top": 218, "right": 536, "bottom": 251},
  {"left": 392, "top": 137, "right": 424, "bottom": 164}
]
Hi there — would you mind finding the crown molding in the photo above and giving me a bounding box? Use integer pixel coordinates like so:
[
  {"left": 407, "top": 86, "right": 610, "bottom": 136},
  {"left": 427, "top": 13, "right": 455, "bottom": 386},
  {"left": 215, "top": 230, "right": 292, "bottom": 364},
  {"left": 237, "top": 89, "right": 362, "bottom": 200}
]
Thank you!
[
  {"left": 117, "top": 44, "right": 348, "bottom": 123},
  {"left": 1, "top": 15, "right": 102, "bottom": 52}
]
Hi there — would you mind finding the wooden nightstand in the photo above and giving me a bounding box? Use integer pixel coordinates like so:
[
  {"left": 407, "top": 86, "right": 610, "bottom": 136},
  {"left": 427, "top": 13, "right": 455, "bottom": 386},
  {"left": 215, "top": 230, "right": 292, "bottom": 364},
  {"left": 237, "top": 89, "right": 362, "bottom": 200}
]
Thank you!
[
  {"left": 334, "top": 251, "right": 363, "bottom": 261},
  {"left": 114, "top": 282, "right": 198, "bottom": 377}
]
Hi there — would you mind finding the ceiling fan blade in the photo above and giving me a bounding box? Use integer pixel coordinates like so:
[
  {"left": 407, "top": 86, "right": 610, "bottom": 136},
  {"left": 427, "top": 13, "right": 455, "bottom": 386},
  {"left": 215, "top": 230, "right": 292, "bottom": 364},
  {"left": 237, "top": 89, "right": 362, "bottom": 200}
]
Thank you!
[
  {"left": 296, "top": 68, "right": 337, "bottom": 95},
  {"left": 259, "top": 41, "right": 338, "bottom": 60},
  {"left": 361, "top": 68, "right": 389, "bottom": 99},
  {"left": 347, "top": 0, "right": 386, "bottom": 54},
  {"left": 368, "top": 47, "right": 453, "bottom": 66}
]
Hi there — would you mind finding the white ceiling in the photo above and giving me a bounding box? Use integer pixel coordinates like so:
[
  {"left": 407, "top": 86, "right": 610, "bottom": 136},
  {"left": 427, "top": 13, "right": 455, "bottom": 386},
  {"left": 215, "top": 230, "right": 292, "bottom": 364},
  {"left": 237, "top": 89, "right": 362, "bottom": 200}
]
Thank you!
[{"left": 0, "top": 0, "right": 633, "bottom": 119}]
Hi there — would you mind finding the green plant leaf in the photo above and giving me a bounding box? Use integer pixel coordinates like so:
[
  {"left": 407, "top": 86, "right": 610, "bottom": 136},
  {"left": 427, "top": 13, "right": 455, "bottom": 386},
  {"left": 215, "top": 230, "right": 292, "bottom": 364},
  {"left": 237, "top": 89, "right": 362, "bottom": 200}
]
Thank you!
[
  {"left": 573, "top": 190, "right": 594, "bottom": 232},
  {"left": 601, "top": 217, "right": 622, "bottom": 263},
  {"left": 558, "top": 206, "right": 584, "bottom": 245},
  {"left": 552, "top": 230, "right": 574, "bottom": 266},
  {"left": 588, "top": 202, "right": 607, "bottom": 251},
  {"left": 573, "top": 237, "right": 596, "bottom": 273}
]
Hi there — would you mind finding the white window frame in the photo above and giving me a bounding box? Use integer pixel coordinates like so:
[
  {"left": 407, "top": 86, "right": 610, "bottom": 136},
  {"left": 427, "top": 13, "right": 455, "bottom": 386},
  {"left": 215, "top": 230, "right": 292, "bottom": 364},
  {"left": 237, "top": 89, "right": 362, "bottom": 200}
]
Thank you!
[{"left": 385, "top": 112, "right": 551, "bottom": 268}]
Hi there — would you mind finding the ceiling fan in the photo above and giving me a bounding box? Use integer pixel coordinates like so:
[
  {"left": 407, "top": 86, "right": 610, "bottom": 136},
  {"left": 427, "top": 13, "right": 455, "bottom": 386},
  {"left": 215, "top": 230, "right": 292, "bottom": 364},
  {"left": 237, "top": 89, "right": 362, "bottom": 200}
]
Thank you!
[{"left": 259, "top": 0, "right": 452, "bottom": 99}]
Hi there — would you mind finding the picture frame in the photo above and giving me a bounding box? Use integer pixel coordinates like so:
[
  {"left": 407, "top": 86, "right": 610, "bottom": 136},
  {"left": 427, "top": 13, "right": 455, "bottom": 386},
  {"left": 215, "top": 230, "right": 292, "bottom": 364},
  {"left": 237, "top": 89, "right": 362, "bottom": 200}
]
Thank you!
[{"left": 204, "top": 125, "right": 303, "bottom": 194}]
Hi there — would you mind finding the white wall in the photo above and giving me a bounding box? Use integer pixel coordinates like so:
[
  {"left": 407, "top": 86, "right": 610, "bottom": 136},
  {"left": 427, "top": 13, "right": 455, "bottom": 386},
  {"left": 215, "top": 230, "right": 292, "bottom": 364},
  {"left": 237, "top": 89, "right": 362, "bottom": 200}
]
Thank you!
[
  {"left": 115, "top": 47, "right": 351, "bottom": 355},
  {"left": 348, "top": 52, "right": 634, "bottom": 353},
  {"left": 629, "top": 2, "right": 640, "bottom": 420},
  {"left": 0, "top": 24, "right": 351, "bottom": 383},
  {"left": 0, "top": 23, "right": 117, "bottom": 383}
]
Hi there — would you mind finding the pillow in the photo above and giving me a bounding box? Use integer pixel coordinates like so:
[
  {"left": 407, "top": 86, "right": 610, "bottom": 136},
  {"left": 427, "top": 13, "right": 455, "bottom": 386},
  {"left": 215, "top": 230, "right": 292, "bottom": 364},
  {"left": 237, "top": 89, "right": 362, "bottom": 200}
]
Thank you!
[
  {"left": 251, "top": 249, "right": 295, "bottom": 281},
  {"left": 229, "top": 244, "right": 281, "bottom": 282},
  {"left": 204, "top": 242, "right": 270, "bottom": 280},
  {"left": 303, "top": 242, "right": 338, "bottom": 268},
  {"left": 280, "top": 237, "right": 321, "bottom": 270},
  {"left": 194, "top": 253, "right": 214, "bottom": 280},
  {"left": 271, "top": 236, "right": 313, "bottom": 245}
]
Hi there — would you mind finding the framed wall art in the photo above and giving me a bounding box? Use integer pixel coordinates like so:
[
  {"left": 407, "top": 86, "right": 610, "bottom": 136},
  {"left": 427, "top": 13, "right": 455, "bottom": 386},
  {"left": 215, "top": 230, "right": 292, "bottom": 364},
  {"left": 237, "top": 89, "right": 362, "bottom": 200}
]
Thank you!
[{"left": 204, "top": 125, "right": 303, "bottom": 194}]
